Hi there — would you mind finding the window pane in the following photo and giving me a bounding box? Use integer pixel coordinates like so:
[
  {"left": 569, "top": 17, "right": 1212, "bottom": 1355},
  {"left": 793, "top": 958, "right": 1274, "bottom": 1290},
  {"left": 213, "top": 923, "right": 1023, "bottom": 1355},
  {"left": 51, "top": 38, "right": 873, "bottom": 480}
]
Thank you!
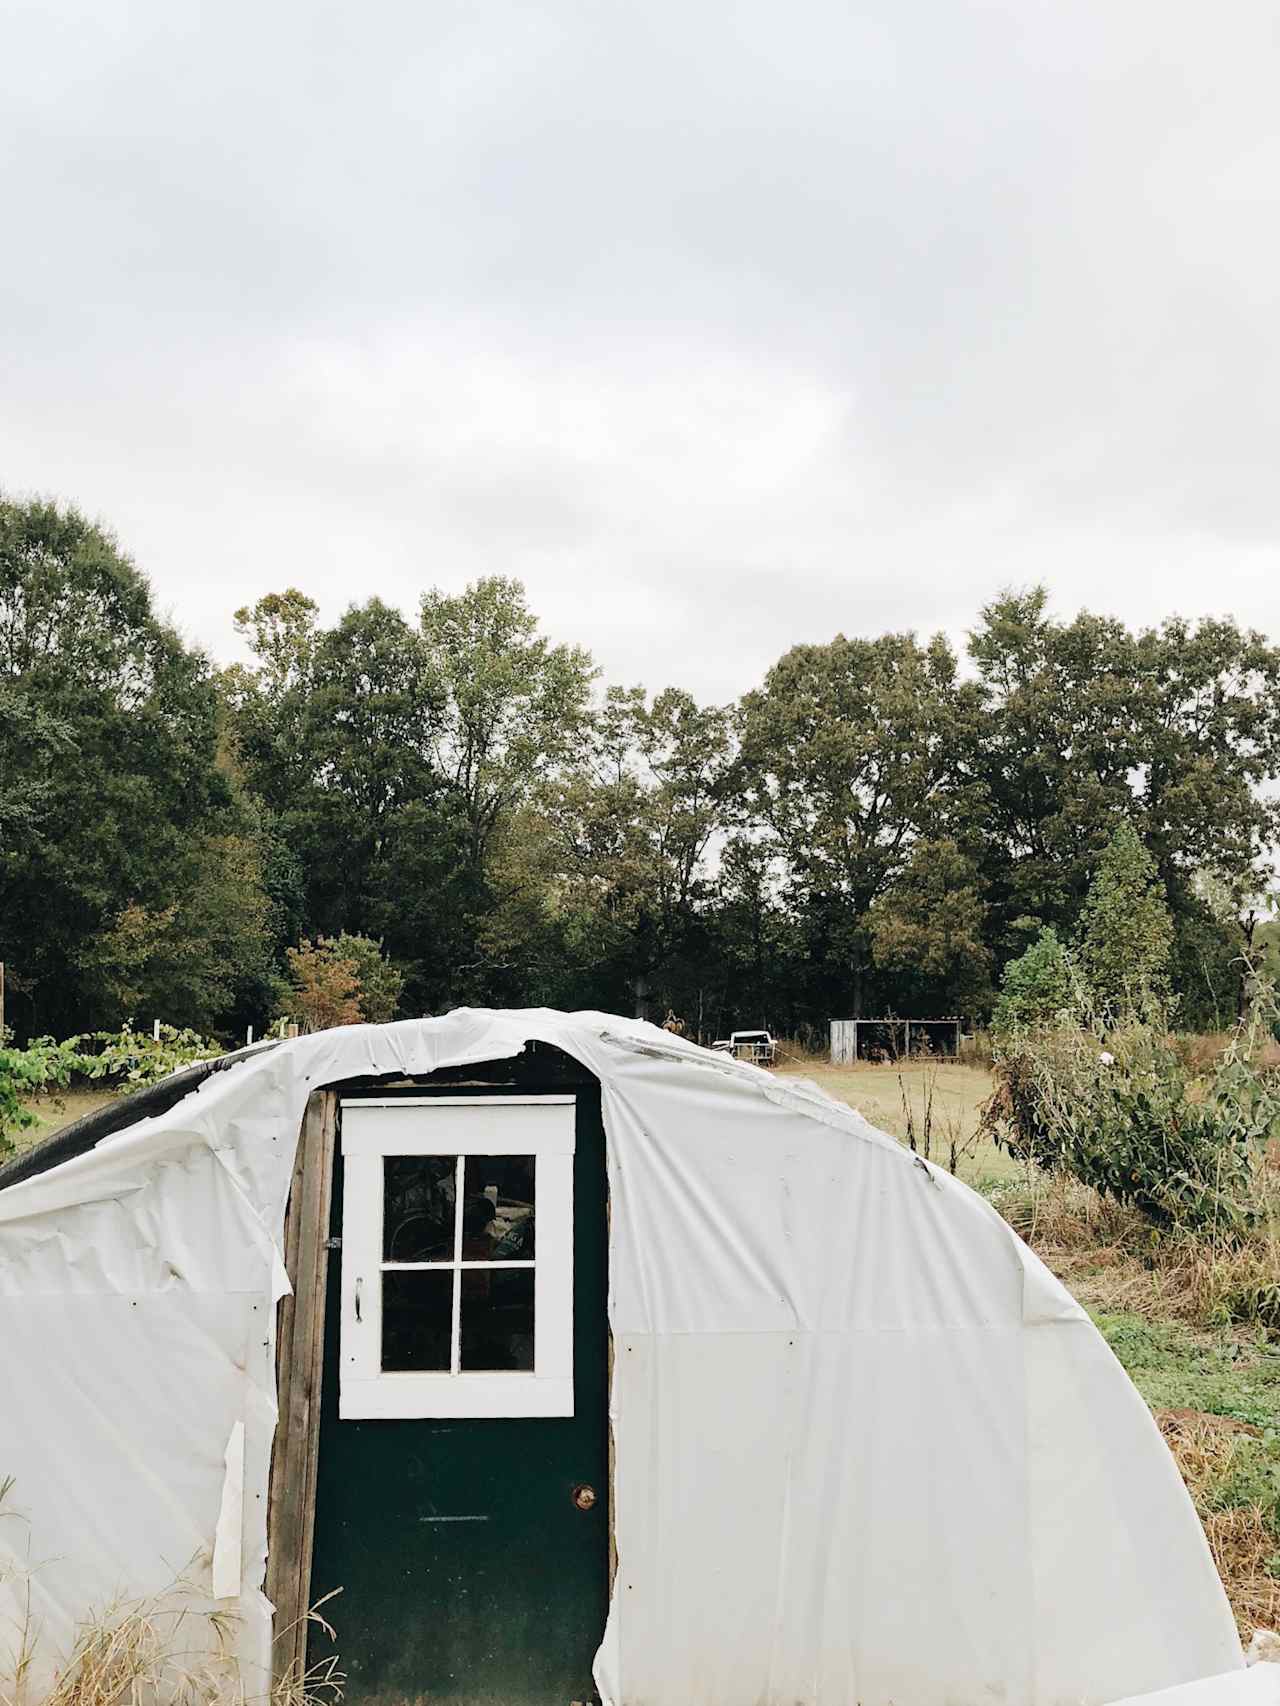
[
  {"left": 383, "top": 1155, "right": 456, "bottom": 1261},
  {"left": 460, "top": 1267, "right": 535, "bottom": 1371},
  {"left": 461, "top": 1155, "right": 536, "bottom": 1261},
  {"left": 382, "top": 1269, "right": 454, "bottom": 1371}
]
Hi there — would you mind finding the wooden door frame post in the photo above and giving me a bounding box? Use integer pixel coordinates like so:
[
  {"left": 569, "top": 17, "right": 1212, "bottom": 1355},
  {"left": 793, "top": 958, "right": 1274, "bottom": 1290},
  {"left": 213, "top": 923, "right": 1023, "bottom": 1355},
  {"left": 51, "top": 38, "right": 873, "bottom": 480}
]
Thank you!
[{"left": 266, "top": 1089, "right": 338, "bottom": 1689}]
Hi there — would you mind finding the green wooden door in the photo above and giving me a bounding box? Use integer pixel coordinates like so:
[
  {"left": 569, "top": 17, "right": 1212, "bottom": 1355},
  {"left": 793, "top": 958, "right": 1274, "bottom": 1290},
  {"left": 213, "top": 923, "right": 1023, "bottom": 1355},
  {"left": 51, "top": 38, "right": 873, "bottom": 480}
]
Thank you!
[{"left": 308, "top": 1078, "right": 609, "bottom": 1706}]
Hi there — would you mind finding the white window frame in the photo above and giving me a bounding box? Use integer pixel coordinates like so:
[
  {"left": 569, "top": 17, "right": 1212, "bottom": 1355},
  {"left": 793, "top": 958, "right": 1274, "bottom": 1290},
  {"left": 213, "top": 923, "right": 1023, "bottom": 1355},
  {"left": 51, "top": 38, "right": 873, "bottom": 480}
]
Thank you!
[{"left": 338, "top": 1096, "right": 575, "bottom": 1420}]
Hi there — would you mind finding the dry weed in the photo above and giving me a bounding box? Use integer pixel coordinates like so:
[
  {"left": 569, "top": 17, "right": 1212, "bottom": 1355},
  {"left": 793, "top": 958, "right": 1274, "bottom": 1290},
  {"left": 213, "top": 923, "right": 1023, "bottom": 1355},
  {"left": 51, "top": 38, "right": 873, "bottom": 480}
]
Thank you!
[
  {"left": 0, "top": 1563, "right": 342, "bottom": 1706},
  {"left": 1159, "top": 1411, "right": 1280, "bottom": 1638},
  {"left": 1, "top": 1589, "right": 240, "bottom": 1706},
  {"left": 1175, "top": 1033, "right": 1280, "bottom": 1076},
  {"left": 769, "top": 1034, "right": 830, "bottom": 1068},
  {"left": 1203, "top": 1507, "right": 1280, "bottom": 1640},
  {"left": 990, "top": 1171, "right": 1280, "bottom": 1331}
]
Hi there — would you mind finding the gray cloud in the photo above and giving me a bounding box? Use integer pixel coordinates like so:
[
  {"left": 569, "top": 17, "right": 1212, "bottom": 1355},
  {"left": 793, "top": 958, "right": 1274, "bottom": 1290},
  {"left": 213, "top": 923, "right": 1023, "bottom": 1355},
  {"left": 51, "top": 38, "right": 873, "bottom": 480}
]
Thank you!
[{"left": 2, "top": 0, "right": 1278, "bottom": 703}]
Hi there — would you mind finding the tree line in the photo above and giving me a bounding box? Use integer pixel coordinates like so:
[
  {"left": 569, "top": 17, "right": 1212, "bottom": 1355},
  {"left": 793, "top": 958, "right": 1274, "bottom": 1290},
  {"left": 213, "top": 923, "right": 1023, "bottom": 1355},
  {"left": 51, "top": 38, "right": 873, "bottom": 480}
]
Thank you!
[{"left": 2, "top": 494, "right": 1278, "bottom": 1044}]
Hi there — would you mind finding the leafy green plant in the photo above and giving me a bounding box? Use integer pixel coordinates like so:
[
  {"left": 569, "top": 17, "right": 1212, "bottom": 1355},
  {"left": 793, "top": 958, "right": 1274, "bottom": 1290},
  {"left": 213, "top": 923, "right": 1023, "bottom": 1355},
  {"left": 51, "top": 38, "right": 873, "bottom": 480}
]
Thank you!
[
  {"left": 0, "top": 1034, "right": 79, "bottom": 1152},
  {"left": 990, "top": 926, "right": 1074, "bottom": 1035},
  {"left": 1078, "top": 821, "right": 1174, "bottom": 1016},
  {"left": 327, "top": 934, "right": 405, "bottom": 1024},
  {"left": 0, "top": 1025, "right": 223, "bottom": 1156},
  {"left": 981, "top": 981, "right": 1280, "bottom": 1234},
  {"left": 70, "top": 1024, "right": 223, "bottom": 1087}
]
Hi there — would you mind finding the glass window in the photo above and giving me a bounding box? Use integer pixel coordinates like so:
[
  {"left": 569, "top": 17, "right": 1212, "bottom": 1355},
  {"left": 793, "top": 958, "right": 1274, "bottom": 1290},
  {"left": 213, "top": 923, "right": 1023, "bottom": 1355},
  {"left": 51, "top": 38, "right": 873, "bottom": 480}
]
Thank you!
[
  {"left": 382, "top": 1269, "right": 453, "bottom": 1371},
  {"left": 383, "top": 1155, "right": 456, "bottom": 1262},
  {"left": 377, "top": 1153, "right": 537, "bottom": 1376},
  {"left": 340, "top": 1097, "right": 575, "bottom": 1420},
  {"left": 460, "top": 1267, "right": 535, "bottom": 1371},
  {"left": 466, "top": 1155, "right": 535, "bottom": 1260}
]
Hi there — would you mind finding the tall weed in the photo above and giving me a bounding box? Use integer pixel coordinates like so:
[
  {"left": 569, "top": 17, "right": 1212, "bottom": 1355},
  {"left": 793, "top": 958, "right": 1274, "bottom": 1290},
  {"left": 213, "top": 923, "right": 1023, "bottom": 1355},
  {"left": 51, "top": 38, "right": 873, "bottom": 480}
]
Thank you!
[{"left": 981, "top": 980, "right": 1280, "bottom": 1235}]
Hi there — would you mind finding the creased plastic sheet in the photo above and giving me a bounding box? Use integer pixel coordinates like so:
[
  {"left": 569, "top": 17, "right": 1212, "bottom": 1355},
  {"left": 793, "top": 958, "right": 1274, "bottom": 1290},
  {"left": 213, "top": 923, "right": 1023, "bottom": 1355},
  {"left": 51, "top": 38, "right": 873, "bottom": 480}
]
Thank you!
[
  {"left": 0, "top": 1010, "right": 1243, "bottom": 1704},
  {"left": 212, "top": 1422, "right": 246, "bottom": 1602}
]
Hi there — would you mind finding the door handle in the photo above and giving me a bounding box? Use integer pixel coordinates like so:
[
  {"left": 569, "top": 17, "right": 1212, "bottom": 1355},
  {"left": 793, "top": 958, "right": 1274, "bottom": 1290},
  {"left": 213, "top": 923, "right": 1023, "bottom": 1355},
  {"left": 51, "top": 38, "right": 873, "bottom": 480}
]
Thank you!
[
  {"left": 354, "top": 1276, "right": 363, "bottom": 1323},
  {"left": 572, "top": 1484, "right": 597, "bottom": 1511}
]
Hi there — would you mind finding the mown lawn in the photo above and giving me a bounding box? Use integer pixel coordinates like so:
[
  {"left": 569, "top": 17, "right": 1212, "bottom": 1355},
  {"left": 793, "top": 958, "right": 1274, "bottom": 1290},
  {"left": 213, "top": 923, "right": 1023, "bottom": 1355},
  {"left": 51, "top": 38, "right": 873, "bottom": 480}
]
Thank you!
[{"left": 774, "top": 1056, "right": 1022, "bottom": 1183}]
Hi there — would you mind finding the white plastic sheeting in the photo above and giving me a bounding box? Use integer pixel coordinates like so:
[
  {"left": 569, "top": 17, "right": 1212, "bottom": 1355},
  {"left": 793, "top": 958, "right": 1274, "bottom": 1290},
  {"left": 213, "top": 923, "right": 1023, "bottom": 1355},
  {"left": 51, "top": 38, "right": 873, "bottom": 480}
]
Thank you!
[
  {"left": 1105, "top": 1664, "right": 1280, "bottom": 1706},
  {"left": 0, "top": 1009, "right": 1243, "bottom": 1705}
]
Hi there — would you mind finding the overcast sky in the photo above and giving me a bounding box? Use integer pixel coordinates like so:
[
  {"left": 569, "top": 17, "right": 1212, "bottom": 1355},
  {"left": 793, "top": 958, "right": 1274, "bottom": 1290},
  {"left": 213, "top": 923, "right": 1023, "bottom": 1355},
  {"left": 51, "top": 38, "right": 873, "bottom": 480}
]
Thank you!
[{"left": 2, "top": 1, "right": 1278, "bottom": 702}]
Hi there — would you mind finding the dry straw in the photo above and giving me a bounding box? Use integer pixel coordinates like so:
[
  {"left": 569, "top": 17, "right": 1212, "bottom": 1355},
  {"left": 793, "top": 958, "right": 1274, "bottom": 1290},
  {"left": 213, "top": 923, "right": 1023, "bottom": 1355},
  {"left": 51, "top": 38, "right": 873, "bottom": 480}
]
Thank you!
[{"left": 1, "top": 1478, "right": 343, "bottom": 1706}]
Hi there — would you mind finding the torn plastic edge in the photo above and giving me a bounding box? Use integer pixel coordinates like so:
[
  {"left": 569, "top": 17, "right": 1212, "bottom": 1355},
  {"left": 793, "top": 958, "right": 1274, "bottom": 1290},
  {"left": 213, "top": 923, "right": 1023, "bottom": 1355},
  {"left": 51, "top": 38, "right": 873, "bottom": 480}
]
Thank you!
[{"left": 212, "top": 1420, "right": 245, "bottom": 1601}]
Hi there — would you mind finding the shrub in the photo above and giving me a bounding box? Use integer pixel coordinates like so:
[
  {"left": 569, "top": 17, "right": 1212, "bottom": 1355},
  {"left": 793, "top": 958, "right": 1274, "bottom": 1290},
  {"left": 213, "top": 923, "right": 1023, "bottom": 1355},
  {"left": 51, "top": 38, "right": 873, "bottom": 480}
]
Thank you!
[
  {"left": 990, "top": 927, "right": 1074, "bottom": 1035},
  {"left": 1078, "top": 820, "right": 1174, "bottom": 1016},
  {"left": 284, "top": 940, "right": 364, "bottom": 1031},
  {"left": 1, "top": 1033, "right": 83, "bottom": 1151},
  {"left": 282, "top": 935, "right": 406, "bottom": 1031},
  {"left": 328, "top": 933, "right": 405, "bottom": 1024},
  {"left": 981, "top": 982, "right": 1280, "bottom": 1235}
]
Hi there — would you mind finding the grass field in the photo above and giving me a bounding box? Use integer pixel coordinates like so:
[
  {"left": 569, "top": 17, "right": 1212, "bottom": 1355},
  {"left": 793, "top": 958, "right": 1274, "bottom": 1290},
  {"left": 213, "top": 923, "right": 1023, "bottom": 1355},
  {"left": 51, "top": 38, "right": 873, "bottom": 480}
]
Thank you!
[
  {"left": 773, "top": 1056, "right": 1023, "bottom": 1183},
  {"left": 13, "top": 1088, "right": 119, "bottom": 1149}
]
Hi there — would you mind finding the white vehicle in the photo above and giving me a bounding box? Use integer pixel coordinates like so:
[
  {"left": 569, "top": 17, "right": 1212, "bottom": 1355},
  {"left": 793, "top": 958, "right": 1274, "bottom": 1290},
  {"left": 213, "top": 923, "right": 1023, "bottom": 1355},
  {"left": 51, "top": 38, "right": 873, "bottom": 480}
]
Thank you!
[{"left": 710, "top": 1028, "right": 777, "bottom": 1065}]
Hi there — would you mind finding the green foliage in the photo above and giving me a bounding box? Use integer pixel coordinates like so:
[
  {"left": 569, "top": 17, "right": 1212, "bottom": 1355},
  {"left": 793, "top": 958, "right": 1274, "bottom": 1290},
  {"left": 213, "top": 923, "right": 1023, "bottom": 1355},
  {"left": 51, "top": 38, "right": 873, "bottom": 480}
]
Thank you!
[
  {"left": 221, "top": 577, "right": 595, "bottom": 1016},
  {"left": 1092, "top": 1311, "right": 1280, "bottom": 1431},
  {"left": 9, "top": 494, "right": 1280, "bottom": 1046},
  {"left": 990, "top": 926, "right": 1074, "bottom": 1034},
  {"left": 70, "top": 1024, "right": 224, "bottom": 1085},
  {"left": 982, "top": 984, "right": 1280, "bottom": 1233},
  {"left": 0, "top": 1025, "right": 221, "bottom": 1153},
  {"left": 1078, "top": 821, "right": 1174, "bottom": 1015},
  {"left": 77, "top": 833, "right": 276, "bottom": 1032},
  {"left": 1253, "top": 912, "right": 1280, "bottom": 1039},
  {"left": 526, "top": 685, "right": 735, "bottom": 1015},
  {"left": 1171, "top": 888, "right": 1250, "bottom": 1034},
  {"left": 0, "top": 1036, "right": 73, "bottom": 1148},
  {"left": 867, "top": 838, "right": 992, "bottom": 1011},
  {"left": 736, "top": 629, "right": 976, "bottom": 1015},
  {"left": 969, "top": 590, "right": 1280, "bottom": 957},
  {"left": 0, "top": 1056, "right": 35, "bottom": 1148},
  {"left": 419, "top": 575, "right": 597, "bottom": 871},
  {"left": 0, "top": 683, "right": 76, "bottom": 837},
  {"left": 0, "top": 496, "right": 274, "bottom": 1038},
  {"left": 281, "top": 935, "right": 405, "bottom": 1029},
  {"left": 328, "top": 934, "right": 406, "bottom": 1024}
]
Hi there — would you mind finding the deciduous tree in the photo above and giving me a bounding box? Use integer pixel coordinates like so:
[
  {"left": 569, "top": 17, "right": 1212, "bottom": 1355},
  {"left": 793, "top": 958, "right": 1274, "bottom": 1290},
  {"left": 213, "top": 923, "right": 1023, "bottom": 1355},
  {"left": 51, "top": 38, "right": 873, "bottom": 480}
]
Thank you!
[
  {"left": 419, "top": 577, "right": 596, "bottom": 873},
  {"left": 527, "top": 685, "right": 734, "bottom": 1017},
  {"left": 736, "top": 630, "right": 975, "bottom": 1016},
  {"left": 867, "top": 838, "right": 992, "bottom": 1014},
  {"left": 969, "top": 589, "right": 1280, "bottom": 956},
  {"left": 0, "top": 498, "right": 261, "bottom": 1036}
]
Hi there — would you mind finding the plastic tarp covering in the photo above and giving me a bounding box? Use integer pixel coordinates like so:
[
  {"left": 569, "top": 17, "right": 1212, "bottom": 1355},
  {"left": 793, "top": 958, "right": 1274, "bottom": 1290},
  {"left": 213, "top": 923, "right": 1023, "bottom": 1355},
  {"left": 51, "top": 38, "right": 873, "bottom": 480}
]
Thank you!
[
  {"left": 0, "top": 1010, "right": 1243, "bottom": 1705},
  {"left": 1105, "top": 1665, "right": 1280, "bottom": 1706}
]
